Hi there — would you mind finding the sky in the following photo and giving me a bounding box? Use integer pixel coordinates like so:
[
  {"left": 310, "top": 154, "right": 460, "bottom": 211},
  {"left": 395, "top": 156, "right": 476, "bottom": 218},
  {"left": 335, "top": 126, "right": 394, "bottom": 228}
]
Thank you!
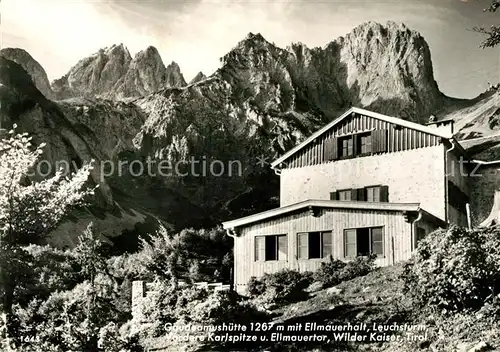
[{"left": 1, "top": 0, "right": 499, "bottom": 99}]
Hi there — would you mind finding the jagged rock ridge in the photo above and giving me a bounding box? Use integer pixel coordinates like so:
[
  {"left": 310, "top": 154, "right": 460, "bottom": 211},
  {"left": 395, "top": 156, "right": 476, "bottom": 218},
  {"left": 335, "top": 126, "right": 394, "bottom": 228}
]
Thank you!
[
  {"left": 131, "top": 21, "right": 455, "bottom": 219},
  {"left": 4, "top": 20, "right": 500, "bottom": 246},
  {"left": 51, "top": 44, "right": 187, "bottom": 100}
]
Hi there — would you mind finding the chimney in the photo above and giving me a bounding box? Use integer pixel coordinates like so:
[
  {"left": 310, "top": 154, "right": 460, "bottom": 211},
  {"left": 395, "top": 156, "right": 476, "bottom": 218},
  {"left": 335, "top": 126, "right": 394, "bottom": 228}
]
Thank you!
[{"left": 426, "top": 118, "right": 454, "bottom": 136}]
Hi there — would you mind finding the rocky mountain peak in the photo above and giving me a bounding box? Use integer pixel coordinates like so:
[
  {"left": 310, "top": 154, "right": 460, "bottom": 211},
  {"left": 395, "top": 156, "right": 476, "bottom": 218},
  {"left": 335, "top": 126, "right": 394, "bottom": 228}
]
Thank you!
[
  {"left": 189, "top": 72, "right": 207, "bottom": 84},
  {"left": 0, "top": 56, "right": 47, "bottom": 128},
  {"left": 0, "top": 48, "right": 53, "bottom": 99},
  {"left": 51, "top": 43, "right": 132, "bottom": 99},
  {"left": 348, "top": 21, "right": 408, "bottom": 36},
  {"left": 165, "top": 61, "right": 187, "bottom": 87},
  {"left": 137, "top": 46, "right": 162, "bottom": 60},
  {"left": 166, "top": 61, "right": 181, "bottom": 72},
  {"left": 112, "top": 45, "right": 170, "bottom": 98},
  {"left": 215, "top": 21, "right": 444, "bottom": 122},
  {"left": 220, "top": 32, "right": 284, "bottom": 74},
  {"left": 244, "top": 32, "right": 266, "bottom": 42},
  {"left": 51, "top": 44, "right": 187, "bottom": 99},
  {"left": 330, "top": 20, "right": 443, "bottom": 121},
  {"left": 105, "top": 43, "right": 131, "bottom": 57},
  {"left": 238, "top": 32, "right": 275, "bottom": 51}
]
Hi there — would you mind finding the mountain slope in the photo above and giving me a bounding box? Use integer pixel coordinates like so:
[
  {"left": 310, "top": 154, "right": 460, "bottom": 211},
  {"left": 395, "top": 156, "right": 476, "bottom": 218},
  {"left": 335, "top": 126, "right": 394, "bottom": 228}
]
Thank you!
[
  {"left": 4, "top": 20, "right": 500, "bottom": 247},
  {"left": 441, "top": 88, "right": 500, "bottom": 140},
  {"left": 0, "top": 48, "right": 54, "bottom": 99},
  {"left": 128, "top": 21, "right": 457, "bottom": 219},
  {"left": 0, "top": 57, "right": 211, "bottom": 247}
]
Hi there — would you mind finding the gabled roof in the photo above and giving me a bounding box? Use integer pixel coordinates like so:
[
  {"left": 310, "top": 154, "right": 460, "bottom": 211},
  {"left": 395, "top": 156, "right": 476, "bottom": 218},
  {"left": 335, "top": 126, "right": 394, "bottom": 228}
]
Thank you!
[
  {"left": 271, "top": 107, "right": 454, "bottom": 168},
  {"left": 222, "top": 199, "right": 422, "bottom": 229}
]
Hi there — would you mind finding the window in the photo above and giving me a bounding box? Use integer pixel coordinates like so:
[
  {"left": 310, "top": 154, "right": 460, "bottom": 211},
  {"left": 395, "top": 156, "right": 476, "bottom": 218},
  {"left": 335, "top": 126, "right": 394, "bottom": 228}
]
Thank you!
[
  {"left": 297, "top": 231, "right": 332, "bottom": 259},
  {"left": 371, "top": 227, "right": 384, "bottom": 255},
  {"left": 331, "top": 186, "right": 388, "bottom": 202},
  {"left": 255, "top": 235, "right": 287, "bottom": 261},
  {"left": 344, "top": 229, "right": 357, "bottom": 258},
  {"left": 357, "top": 133, "right": 372, "bottom": 154},
  {"left": 366, "top": 186, "right": 381, "bottom": 202},
  {"left": 344, "top": 227, "right": 384, "bottom": 258},
  {"left": 332, "top": 129, "right": 387, "bottom": 160},
  {"left": 339, "top": 136, "right": 354, "bottom": 157},
  {"left": 338, "top": 189, "right": 352, "bottom": 201}
]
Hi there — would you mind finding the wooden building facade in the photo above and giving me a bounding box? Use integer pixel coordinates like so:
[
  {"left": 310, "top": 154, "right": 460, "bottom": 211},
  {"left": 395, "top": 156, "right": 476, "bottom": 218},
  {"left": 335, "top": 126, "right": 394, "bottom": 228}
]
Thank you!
[
  {"left": 223, "top": 107, "right": 470, "bottom": 295},
  {"left": 224, "top": 200, "right": 444, "bottom": 294}
]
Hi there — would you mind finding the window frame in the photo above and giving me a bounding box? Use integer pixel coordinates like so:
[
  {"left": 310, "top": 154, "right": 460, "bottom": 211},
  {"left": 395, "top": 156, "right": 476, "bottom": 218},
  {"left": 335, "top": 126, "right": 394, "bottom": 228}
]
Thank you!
[
  {"left": 357, "top": 132, "right": 373, "bottom": 155},
  {"left": 344, "top": 229, "right": 357, "bottom": 259},
  {"left": 339, "top": 135, "right": 355, "bottom": 158},
  {"left": 254, "top": 234, "right": 288, "bottom": 262},
  {"left": 343, "top": 226, "right": 385, "bottom": 258},
  {"left": 365, "top": 185, "right": 382, "bottom": 202},
  {"left": 332, "top": 129, "right": 387, "bottom": 161},
  {"left": 296, "top": 231, "right": 333, "bottom": 260},
  {"left": 337, "top": 189, "right": 353, "bottom": 201}
]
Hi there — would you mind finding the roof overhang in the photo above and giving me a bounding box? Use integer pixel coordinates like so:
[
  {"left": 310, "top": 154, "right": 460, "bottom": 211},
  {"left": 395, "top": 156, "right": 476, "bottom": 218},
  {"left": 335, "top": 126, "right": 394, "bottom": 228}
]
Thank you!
[
  {"left": 470, "top": 159, "right": 500, "bottom": 167},
  {"left": 457, "top": 134, "right": 500, "bottom": 151},
  {"left": 222, "top": 199, "right": 423, "bottom": 230},
  {"left": 271, "top": 107, "right": 454, "bottom": 169}
]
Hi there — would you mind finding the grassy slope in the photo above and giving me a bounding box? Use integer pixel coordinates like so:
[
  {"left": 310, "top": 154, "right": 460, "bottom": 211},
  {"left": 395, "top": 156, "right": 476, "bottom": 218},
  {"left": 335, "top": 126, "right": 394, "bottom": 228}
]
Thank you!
[
  {"left": 144, "top": 264, "right": 500, "bottom": 351},
  {"left": 265, "top": 265, "right": 500, "bottom": 352}
]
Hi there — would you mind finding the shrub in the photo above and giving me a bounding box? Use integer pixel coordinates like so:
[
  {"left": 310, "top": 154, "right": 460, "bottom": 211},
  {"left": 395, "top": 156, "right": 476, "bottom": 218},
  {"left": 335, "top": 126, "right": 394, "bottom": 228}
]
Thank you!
[
  {"left": 14, "top": 276, "right": 122, "bottom": 351},
  {"left": 138, "top": 283, "right": 179, "bottom": 338},
  {"left": 340, "top": 255, "right": 376, "bottom": 280},
  {"left": 138, "top": 226, "right": 233, "bottom": 282},
  {"left": 314, "top": 255, "right": 376, "bottom": 287},
  {"left": 97, "top": 321, "right": 144, "bottom": 352},
  {"left": 478, "top": 227, "right": 500, "bottom": 291},
  {"left": 403, "top": 226, "right": 500, "bottom": 313},
  {"left": 247, "top": 276, "right": 266, "bottom": 296},
  {"left": 314, "top": 258, "right": 347, "bottom": 286},
  {"left": 190, "top": 290, "right": 267, "bottom": 324},
  {"left": 15, "top": 245, "right": 80, "bottom": 305},
  {"left": 138, "top": 283, "right": 211, "bottom": 338},
  {"left": 247, "top": 269, "right": 312, "bottom": 305},
  {"left": 174, "top": 285, "right": 210, "bottom": 320}
]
